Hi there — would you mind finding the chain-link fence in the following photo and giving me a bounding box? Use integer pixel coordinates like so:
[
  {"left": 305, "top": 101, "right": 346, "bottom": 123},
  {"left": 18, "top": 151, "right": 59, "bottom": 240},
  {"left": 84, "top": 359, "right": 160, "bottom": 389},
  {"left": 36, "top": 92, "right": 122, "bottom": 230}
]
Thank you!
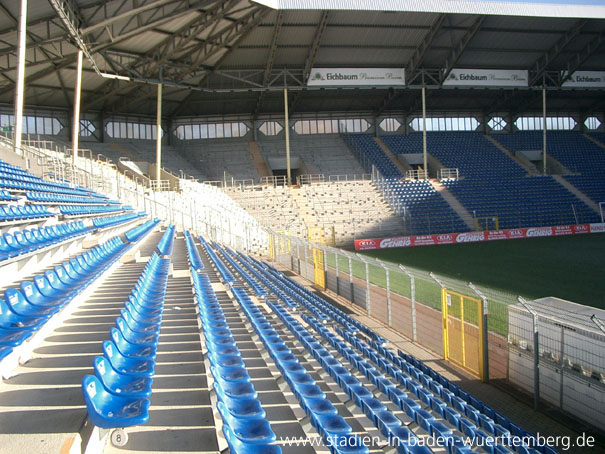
[{"left": 268, "top": 232, "right": 605, "bottom": 432}]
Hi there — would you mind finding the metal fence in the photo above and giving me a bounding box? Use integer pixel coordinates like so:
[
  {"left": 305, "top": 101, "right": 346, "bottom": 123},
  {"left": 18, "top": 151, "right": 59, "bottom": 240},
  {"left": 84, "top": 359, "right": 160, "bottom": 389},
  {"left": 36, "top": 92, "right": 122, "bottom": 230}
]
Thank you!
[{"left": 268, "top": 231, "right": 605, "bottom": 432}]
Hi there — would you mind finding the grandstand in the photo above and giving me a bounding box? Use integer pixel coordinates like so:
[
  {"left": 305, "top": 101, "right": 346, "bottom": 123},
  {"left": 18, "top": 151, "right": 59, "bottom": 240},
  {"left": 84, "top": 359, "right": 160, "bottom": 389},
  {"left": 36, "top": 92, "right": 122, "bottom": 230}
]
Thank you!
[{"left": 1, "top": 1, "right": 605, "bottom": 454}]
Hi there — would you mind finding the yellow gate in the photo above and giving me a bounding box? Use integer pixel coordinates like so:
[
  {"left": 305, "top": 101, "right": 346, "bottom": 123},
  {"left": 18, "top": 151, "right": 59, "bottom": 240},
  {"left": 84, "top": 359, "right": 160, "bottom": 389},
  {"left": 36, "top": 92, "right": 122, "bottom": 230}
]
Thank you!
[
  {"left": 268, "top": 234, "right": 276, "bottom": 260},
  {"left": 442, "top": 289, "right": 484, "bottom": 380},
  {"left": 312, "top": 248, "right": 326, "bottom": 289}
]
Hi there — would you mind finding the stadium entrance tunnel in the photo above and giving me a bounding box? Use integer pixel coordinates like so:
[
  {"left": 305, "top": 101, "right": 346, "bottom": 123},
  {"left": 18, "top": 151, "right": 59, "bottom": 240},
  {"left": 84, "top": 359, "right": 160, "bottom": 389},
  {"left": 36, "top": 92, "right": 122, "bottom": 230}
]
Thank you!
[{"left": 267, "top": 156, "right": 303, "bottom": 183}]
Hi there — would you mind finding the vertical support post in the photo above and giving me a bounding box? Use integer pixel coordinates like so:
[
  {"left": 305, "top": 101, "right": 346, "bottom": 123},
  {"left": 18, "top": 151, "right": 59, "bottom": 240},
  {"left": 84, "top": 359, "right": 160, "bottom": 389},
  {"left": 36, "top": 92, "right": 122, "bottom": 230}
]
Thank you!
[
  {"left": 13, "top": 0, "right": 28, "bottom": 155},
  {"left": 335, "top": 251, "right": 340, "bottom": 295},
  {"left": 156, "top": 83, "right": 163, "bottom": 189},
  {"left": 421, "top": 85, "right": 428, "bottom": 180},
  {"left": 283, "top": 87, "right": 291, "bottom": 186},
  {"left": 469, "top": 282, "right": 490, "bottom": 383},
  {"left": 518, "top": 297, "right": 540, "bottom": 410},
  {"left": 400, "top": 265, "right": 417, "bottom": 341},
  {"left": 303, "top": 241, "right": 309, "bottom": 279},
  {"left": 364, "top": 260, "right": 371, "bottom": 315},
  {"left": 542, "top": 87, "right": 547, "bottom": 174},
  {"left": 71, "top": 50, "right": 83, "bottom": 166},
  {"left": 559, "top": 325, "right": 565, "bottom": 409},
  {"left": 348, "top": 256, "right": 354, "bottom": 304},
  {"left": 385, "top": 266, "right": 391, "bottom": 326}
]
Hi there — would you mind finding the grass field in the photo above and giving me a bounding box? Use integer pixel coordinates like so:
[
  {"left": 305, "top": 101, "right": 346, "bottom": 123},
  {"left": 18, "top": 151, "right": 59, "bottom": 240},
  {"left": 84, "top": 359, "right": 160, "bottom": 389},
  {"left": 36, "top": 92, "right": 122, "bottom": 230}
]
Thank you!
[{"left": 360, "top": 233, "right": 605, "bottom": 310}]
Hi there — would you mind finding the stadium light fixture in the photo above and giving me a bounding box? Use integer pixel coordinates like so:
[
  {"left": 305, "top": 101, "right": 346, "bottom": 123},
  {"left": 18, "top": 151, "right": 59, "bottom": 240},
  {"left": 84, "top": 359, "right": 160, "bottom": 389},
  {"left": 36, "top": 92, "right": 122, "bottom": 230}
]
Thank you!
[{"left": 100, "top": 72, "right": 131, "bottom": 81}]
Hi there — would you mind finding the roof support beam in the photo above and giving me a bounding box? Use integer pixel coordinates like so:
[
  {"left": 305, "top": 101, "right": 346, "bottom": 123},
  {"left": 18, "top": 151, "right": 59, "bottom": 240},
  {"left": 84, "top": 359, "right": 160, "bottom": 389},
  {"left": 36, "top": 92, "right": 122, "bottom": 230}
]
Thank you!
[
  {"left": 440, "top": 16, "right": 485, "bottom": 83},
  {"left": 82, "top": 0, "right": 233, "bottom": 110},
  {"left": 289, "top": 11, "right": 329, "bottom": 115},
  {"left": 406, "top": 14, "right": 446, "bottom": 84},
  {"left": 254, "top": 11, "right": 284, "bottom": 117},
  {"left": 529, "top": 19, "right": 587, "bottom": 86},
  {"left": 560, "top": 32, "right": 604, "bottom": 86},
  {"left": 302, "top": 11, "right": 329, "bottom": 82},
  {"left": 81, "top": 0, "right": 179, "bottom": 35},
  {"left": 170, "top": 7, "right": 271, "bottom": 118},
  {"left": 0, "top": 53, "right": 78, "bottom": 97}
]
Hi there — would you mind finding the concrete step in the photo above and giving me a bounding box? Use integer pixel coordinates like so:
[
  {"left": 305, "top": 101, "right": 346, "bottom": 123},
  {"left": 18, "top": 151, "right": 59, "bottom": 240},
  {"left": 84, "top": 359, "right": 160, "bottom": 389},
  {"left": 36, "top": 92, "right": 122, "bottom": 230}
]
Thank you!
[{"left": 429, "top": 179, "right": 475, "bottom": 230}]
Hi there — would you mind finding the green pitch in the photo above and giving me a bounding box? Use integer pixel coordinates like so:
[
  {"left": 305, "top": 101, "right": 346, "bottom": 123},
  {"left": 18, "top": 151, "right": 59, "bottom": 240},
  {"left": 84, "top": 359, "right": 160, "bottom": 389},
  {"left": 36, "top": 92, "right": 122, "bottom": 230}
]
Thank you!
[{"left": 361, "top": 233, "right": 605, "bottom": 310}]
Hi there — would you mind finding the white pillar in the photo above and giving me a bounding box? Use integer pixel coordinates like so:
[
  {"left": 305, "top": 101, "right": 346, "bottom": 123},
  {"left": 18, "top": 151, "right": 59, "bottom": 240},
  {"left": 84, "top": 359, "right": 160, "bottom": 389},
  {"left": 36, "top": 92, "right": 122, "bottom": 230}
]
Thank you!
[
  {"left": 13, "top": 0, "right": 28, "bottom": 155},
  {"left": 422, "top": 86, "right": 428, "bottom": 180},
  {"left": 542, "top": 87, "right": 547, "bottom": 174},
  {"left": 284, "top": 87, "right": 291, "bottom": 186},
  {"left": 72, "top": 50, "right": 83, "bottom": 165},
  {"left": 156, "top": 83, "right": 162, "bottom": 189}
]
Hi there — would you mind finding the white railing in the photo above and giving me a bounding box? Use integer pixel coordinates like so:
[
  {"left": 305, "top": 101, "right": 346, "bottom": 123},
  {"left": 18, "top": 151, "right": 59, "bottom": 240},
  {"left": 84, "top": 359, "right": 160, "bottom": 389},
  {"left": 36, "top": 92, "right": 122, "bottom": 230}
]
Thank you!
[
  {"left": 439, "top": 168, "right": 459, "bottom": 180},
  {"left": 406, "top": 169, "right": 428, "bottom": 180}
]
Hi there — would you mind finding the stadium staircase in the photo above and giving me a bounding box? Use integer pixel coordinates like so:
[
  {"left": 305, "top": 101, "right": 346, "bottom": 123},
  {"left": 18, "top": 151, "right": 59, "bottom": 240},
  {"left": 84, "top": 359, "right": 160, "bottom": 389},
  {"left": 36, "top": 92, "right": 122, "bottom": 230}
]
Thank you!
[
  {"left": 374, "top": 137, "right": 410, "bottom": 175},
  {"left": 248, "top": 141, "right": 272, "bottom": 179},
  {"left": 428, "top": 180, "right": 476, "bottom": 230}
]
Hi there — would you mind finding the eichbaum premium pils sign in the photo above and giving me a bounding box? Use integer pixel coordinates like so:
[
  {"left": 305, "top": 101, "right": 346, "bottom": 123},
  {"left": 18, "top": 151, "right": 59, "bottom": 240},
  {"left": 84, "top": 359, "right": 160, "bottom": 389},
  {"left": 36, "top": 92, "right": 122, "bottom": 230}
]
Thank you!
[
  {"left": 562, "top": 71, "right": 605, "bottom": 88},
  {"left": 307, "top": 68, "right": 405, "bottom": 87},
  {"left": 443, "top": 69, "right": 528, "bottom": 87}
]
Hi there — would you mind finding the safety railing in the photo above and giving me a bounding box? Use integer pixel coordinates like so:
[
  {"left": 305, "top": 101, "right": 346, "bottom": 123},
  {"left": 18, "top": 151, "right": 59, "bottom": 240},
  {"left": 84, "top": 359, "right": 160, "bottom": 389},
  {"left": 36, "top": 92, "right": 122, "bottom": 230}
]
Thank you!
[{"left": 439, "top": 167, "right": 459, "bottom": 180}]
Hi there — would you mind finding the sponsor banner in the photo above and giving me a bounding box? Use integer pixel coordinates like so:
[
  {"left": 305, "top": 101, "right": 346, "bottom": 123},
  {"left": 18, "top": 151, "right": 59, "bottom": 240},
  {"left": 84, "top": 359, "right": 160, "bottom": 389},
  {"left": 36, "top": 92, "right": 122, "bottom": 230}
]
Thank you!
[
  {"left": 355, "top": 238, "right": 379, "bottom": 251},
  {"left": 525, "top": 227, "right": 553, "bottom": 238},
  {"left": 414, "top": 235, "right": 438, "bottom": 246},
  {"left": 307, "top": 68, "right": 405, "bottom": 87},
  {"left": 486, "top": 230, "right": 508, "bottom": 241},
  {"left": 379, "top": 237, "right": 412, "bottom": 249},
  {"left": 562, "top": 71, "right": 605, "bottom": 88},
  {"left": 456, "top": 232, "right": 486, "bottom": 243},
  {"left": 443, "top": 69, "right": 528, "bottom": 87},
  {"left": 590, "top": 223, "right": 605, "bottom": 233},
  {"left": 354, "top": 223, "right": 605, "bottom": 251}
]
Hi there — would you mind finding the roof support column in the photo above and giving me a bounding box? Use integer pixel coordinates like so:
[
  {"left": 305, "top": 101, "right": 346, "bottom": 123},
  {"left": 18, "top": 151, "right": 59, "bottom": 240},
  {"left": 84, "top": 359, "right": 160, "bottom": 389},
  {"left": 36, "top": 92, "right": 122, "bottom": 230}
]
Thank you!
[
  {"left": 156, "top": 83, "right": 162, "bottom": 189},
  {"left": 542, "top": 87, "right": 547, "bottom": 175},
  {"left": 284, "top": 87, "right": 291, "bottom": 186},
  {"left": 71, "top": 50, "right": 83, "bottom": 166},
  {"left": 13, "top": 0, "right": 28, "bottom": 155},
  {"left": 422, "top": 85, "right": 428, "bottom": 180}
]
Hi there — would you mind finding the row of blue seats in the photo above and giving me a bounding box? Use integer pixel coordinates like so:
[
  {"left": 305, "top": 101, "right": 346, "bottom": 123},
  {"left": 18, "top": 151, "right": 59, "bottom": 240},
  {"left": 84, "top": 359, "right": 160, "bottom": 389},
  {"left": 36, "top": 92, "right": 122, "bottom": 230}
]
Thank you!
[
  {"left": 157, "top": 225, "right": 176, "bottom": 256},
  {"left": 124, "top": 218, "right": 161, "bottom": 243},
  {"left": 0, "top": 177, "right": 95, "bottom": 197},
  {"left": 82, "top": 241, "right": 172, "bottom": 429},
  {"left": 26, "top": 192, "right": 115, "bottom": 205},
  {"left": 231, "top": 285, "right": 370, "bottom": 454},
  {"left": 191, "top": 271, "right": 280, "bottom": 453},
  {"left": 0, "top": 204, "right": 53, "bottom": 222},
  {"left": 0, "top": 189, "right": 18, "bottom": 202},
  {"left": 253, "top": 258, "right": 385, "bottom": 344},
  {"left": 0, "top": 221, "right": 91, "bottom": 261},
  {"left": 0, "top": 236, "right": 130, "bottom": 365},
  {"left": 184, "top": 231, "right": 204, "bottom": 272},
  {"left": 215, "top": 247, "right": 442, "bottom": 453},
  {"left": 216, "top": 245, "right": 450, "bottom": 453},
  {"left": 92, "top": 212, "right": 144, "bottom": 229},
  {"left": 59, "top": 205, "right": 124, "bottom": 216},
  {"left": 323, "top": 319, "right": 548, "bottom": 454},
  {"left": 221, "top": 245, "right": 298, "bottom": 309},
  {"left": 307, "top": 314, "right": 493, "bottom": 454},
  {"left": 198, "top": 237, "right": 235, "bottom": 282},
  {"left": 227, "top": 248, "right": 556, "bottom": 454},
  {"left": 0, "top": 161, "right": 96, "bottom": 195},
  {"left": 213, "top": 243, "right": 267, "bottom": 296}
]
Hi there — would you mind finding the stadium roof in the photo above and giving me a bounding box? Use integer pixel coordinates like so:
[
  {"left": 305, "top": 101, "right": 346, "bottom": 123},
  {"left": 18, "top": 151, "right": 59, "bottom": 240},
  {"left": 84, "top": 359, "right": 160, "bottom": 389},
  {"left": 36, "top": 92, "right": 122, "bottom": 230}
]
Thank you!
[{"left": 0, "top": 0, "right": 604, "bottom": 118}]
